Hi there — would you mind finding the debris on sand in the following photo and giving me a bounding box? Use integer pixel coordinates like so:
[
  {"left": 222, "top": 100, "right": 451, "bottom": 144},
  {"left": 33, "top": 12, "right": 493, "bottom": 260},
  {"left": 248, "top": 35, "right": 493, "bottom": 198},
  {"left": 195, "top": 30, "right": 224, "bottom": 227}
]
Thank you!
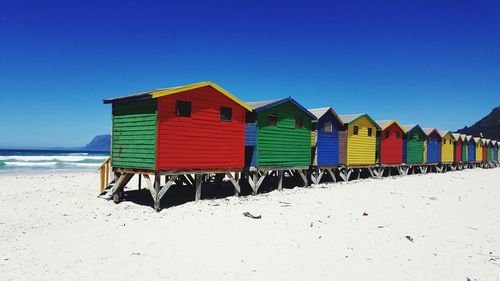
[
  {"left": 405, "top": 235, "right": 414, "bottom": 243},
  {"left": 243, "top": 212, "right": 261, "bottom": 219}
]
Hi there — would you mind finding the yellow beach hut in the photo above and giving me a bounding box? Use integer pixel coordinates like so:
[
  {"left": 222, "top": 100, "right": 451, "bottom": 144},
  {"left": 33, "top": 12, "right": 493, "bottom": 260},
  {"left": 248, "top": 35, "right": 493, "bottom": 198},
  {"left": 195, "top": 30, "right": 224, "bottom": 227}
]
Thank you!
[
  {"left": 439, "top": 130, "right": 455, "bottom": 164},
  {"left": 474, "top": 137, "right": 484, "bottom": 162},
  {"left": 338, "top": 114, "right": 381, "bottom": 166}
]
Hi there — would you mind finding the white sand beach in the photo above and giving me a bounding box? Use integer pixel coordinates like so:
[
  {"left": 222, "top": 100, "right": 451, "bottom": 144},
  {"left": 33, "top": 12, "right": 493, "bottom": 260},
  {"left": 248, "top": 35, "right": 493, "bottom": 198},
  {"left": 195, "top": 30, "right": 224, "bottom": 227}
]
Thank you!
[{"left": 0, "top": 168, "right": 499, "bottom": 280}]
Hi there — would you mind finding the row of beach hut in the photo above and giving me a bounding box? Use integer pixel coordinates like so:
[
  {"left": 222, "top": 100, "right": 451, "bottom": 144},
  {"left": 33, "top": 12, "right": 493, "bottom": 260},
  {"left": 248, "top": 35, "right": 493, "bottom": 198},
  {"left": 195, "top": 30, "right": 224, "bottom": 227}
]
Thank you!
[
  {"left": 101, "top": 82, "right": 499, "bottom": 208},
  {"left": 104, "top": 81, "right": 499, "bottom": 171}
]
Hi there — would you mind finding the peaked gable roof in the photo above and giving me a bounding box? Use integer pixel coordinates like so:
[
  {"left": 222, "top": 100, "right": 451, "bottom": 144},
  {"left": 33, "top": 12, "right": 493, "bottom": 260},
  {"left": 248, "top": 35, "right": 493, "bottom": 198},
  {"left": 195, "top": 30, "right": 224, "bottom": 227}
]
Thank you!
[
  {"left": 473, "top": 137, "right": 483, "bottom": 145},
  {"left": 452, "top": 133, "right": 467, "bottom": 142},
  {"left": 246, "top": 97, "right": 317, "bottom": 119},
  {"left": 104, "top": 81, "right": 252, "bottom": 111},
  {"left": 339, "top": 113, "right": 381, "bottom": 129},
  {"left": 401, "top": 124, "right": 426, "bottom": 136},
  {"left": 308, "top": 107, "right": 343, "bottom": 126},
  {"left": 375, "top": 120, "right": 404, "bottom": 132},
  {"left": 423, "top": 128, "right": 442, "bottom": 138},
  {"left": 439, "top": 130, "right": 455, "bottom": 140}
]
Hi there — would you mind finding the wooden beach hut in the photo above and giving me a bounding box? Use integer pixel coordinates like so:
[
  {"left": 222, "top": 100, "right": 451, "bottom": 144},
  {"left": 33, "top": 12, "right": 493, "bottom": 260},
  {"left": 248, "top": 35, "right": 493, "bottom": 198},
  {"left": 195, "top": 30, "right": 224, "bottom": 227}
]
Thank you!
[
  {"left": 481, "top": 138, "right": 487, "bottom": 162},
  {"left": 423, "top": 128, "right": 442, "bottom": 164},
  {"left": 451, "top": 133, "right": 462, "bottom": 164},
  {"left": 467, "top": 136, "right": 476, "bottom": 162},
  {"left": 439, "top": 130, "right": 455, "bottom": 164},
  {"left": 486, "top": 139, "right": 493, "bottom": 162},
  {"left": 102, "top": 81, "right": 252, "bottom": 208},
  {"left": 493, "top": 140, "right": 499, "bottom": 161},
  {"left": 460, "top": 134, "right": 468, "bottom": 163},
  {"left": 401, "top": 124, "right": 427, "bottom": 165},
  {"left": 474, "top": 137, "right": 483, "bottom": 162},
  {"left": 338, "top": 114, "right": 381, "bottom": 166},
  {"left": 309, "top": 107, "right": 344, "bottom": 167},
  {"left": 245, "top": 97, "right": 316, "bottom": 168},
  {"left": 375, "top": 120, "right": 404, "bottom": 165}
]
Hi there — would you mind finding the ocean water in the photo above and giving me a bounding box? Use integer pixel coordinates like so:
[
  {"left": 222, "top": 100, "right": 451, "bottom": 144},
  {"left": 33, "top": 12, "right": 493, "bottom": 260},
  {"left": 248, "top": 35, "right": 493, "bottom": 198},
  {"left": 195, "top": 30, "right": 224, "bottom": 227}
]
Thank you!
[{"left": 0, "top": 149, "right": 110, "bottom": 172}]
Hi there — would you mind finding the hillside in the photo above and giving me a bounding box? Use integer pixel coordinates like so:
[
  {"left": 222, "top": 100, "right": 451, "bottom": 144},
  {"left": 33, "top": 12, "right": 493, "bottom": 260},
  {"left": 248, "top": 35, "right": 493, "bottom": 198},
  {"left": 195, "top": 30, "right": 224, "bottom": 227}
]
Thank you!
[
  {"left": 82, "top": 135, "right": 110, "bottom": 152},
  {"left": 457, "top": 106, "right": 500, "bottom": 139}
]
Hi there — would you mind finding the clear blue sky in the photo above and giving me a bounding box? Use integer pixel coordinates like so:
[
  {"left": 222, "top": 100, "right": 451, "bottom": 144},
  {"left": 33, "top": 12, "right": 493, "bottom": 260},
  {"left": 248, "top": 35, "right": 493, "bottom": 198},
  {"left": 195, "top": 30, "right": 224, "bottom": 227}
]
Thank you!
[{"left": 0, "top": 0, "right": 499, "bottom": 148}]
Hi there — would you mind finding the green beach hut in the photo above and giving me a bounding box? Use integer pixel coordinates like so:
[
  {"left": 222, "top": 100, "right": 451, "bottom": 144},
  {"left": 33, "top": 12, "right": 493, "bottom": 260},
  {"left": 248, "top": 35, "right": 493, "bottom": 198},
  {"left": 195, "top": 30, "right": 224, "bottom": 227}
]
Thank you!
[{"left": 401, "top": 124, "right": 427, "bottom": 164}]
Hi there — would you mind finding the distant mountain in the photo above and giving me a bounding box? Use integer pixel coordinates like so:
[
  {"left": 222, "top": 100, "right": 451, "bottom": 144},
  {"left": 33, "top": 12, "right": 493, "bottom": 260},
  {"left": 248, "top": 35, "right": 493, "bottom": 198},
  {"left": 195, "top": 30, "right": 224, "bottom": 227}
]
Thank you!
[
  {"left": 82, "top": 135, "right": 111, "bottom": 152},
  {"left": 457, "top": 106, "right": 500, "bottom": 140}
]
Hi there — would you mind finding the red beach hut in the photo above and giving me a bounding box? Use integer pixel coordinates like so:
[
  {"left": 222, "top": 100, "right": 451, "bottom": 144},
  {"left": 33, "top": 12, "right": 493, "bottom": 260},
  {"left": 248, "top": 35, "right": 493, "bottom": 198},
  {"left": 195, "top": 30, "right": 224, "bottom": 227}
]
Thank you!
[{"left": 375, "top": 120, "right": 404, "bottom": 165}]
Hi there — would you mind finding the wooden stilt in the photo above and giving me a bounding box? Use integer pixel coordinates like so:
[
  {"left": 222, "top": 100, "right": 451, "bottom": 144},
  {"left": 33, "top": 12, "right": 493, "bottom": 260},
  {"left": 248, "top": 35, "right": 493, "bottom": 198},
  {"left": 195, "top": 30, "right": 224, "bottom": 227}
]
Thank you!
[
  {"left": 327, "top": 169, "right": 336, "bottom": 182},
  {"left": 154, "top": 173, "right": 161, "bottom": 211},
  {"left": 195, "top": 174, "right": 202, "bottom": 201},
  {"left": 138, "top": 174, "right": 142, "bottom": 190},
  {"left": 277, "top": 170, "right": 284, "bottom": 191},
  {"left": 226, "top": 172, "right": 240, "bottom": 196}
]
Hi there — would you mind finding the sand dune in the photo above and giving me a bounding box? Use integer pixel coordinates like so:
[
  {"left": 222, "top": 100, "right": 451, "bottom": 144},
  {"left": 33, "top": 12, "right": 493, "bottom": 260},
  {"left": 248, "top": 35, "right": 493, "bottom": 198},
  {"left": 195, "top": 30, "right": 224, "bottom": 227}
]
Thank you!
[{"left": 0, "top": 168, "right": 499, "bottom": 280}]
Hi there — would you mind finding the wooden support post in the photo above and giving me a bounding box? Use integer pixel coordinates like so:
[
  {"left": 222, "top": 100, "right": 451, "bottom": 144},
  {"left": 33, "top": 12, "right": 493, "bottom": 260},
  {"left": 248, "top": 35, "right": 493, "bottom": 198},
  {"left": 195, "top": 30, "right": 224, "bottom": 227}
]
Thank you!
[
  {"left": 277, "top": 170, "right": 284, "bottom": 191},
  {"left": 249, "top": 172, "right": 258, "bottom": 195},
  {"left": 226, "top": 172, "right": 240, "bottom": 196},
  {"left": 142, "top": 175, "right": 156, "bottom": 202},
  {"left": 157, "top": 175, "right": 178, "bottom": 203},
  {"left": 388, "top": 167, "right": 391, "bottom": 177},
  {"left": 368, "top": 168, "right": 375, "bottom": 178},
  {"left": 195, "top": 174, "right": 202, "bottom": 201},
  {"left": 138, "top": 174, "right": 142, "bottom": 191},
  {"left": 339, "top": 169, "right": 349, "bottom": 182},
  {"left": 296, "top": 169, "right": 308, "bottom": 186},
  {"left": 154, "top": 173, "right": 161, "bottom": 211},
  {"left": 327, "top": 169, "right": 336, "bottom": 183},
  {"left": 111, "top": 173, "right": 134, "bottom": 203},
  {"left": 357, "top": 168, "right": 361, "bottom": 180}
]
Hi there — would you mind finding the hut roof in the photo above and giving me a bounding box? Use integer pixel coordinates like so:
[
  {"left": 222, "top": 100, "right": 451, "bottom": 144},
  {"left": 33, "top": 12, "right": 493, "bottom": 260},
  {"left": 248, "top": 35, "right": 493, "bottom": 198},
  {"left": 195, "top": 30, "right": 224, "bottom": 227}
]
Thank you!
[
  {"left": 103, "top": 81, "right": 252, "bottom": 111},
  {"left": 246, "top": 97, "right": 317, "bottom": 119},
  {"left": 375, "top": 120, "right": 404, "bottom": 131},
  {"left": 439, "top": 130, "right": 455, "bottom": 140},
  {"left": 473, "top": 137, "right": 483, "bottom": 144},
  {"left": 339, "top": 114, "right": 381, "bottom": 129},
  {"left": 308, "top": 107, "right": 343, "bottom": 125},
  {"left": 466, "top": 135, "right": 474, "bottom": 142},
  {"left": 423, "top": 128, "right": 442, "bottom": 137}
]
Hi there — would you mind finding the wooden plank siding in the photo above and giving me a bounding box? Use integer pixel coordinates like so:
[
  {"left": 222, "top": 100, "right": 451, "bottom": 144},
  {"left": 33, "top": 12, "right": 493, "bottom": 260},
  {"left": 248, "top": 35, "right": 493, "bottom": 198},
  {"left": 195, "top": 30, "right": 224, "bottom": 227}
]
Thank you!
[
  {"left": 426, "top": 132, "right": 441, "bottom": 164},
  {"left": 454, "top": 139, "right": 462, "bottom": 163},
  {"left": 156, "top": 86, "right": 246, "bottom": 170},
  {"left": 315, "top": 112, "right": 342, "bottom": 166},
  {"left": 111, "top": 99, "right": 157, "bottom": 170},
  {"left": 487, "top": 143, "right": 493, "bottom": 161},
  {"left": 256, "top": 102, "right": 312, "bottom": 167},
  {"left": 405, "top": 129, "right": 425, "bottom": 164},
  {"left": 440, "top": 133, "right": 454, "bottom": 163},
  {"left": 378, "top": 122, "right": 404, "bottom": 165},
  {"left": 468, "top": 141, "right": 476, "bottom": 162},
  {"left": 475, "top": 140, "right": 483, "bottom": 162},
  {"left": 461, "top": 140, "right": 467, "bottom": 162},
  {"left": 346, "top": 116, "right": 377, "bottom": 165}
]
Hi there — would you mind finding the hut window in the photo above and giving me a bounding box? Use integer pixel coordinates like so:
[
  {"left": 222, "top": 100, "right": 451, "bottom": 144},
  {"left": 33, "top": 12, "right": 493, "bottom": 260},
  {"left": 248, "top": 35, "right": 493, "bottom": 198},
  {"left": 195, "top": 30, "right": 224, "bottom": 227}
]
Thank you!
[
  {"left": 324, "top": 121, "right": 333, "bottom": 133},
  {"left": 368, "top": 128, "right": 373, "bottom": 137},
  {"left": 312, "top": 122, "right": 317, "bottom": 132},
  {"left": 396, "top": 132, "right": 400, "bottom": 139},
  {"left": 295, "top": 117, "right": 303, "bottom": 129},
  {"left": 385, "top": 131, "right": 389, "bottom": 139},
  {"left": 267, "top": 114, "right": 278, "bottom": 126},
  {"left": 220, "top": 106, "right": 232, "bottom": 122},
  {"left": 176, "top": 100, "right": 191, "bottom": 117},
  {"left": 443, "top": 139, "right": 446, "bottom": 144},
  {"left": 353, "top": 126, "right": 359, "bottom": 135}
]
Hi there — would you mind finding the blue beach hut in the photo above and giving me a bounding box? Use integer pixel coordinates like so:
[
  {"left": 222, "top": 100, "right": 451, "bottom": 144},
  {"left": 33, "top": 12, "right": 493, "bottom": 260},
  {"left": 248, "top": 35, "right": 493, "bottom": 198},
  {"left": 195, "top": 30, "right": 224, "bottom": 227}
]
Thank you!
[
  {"left": 424, "top": 128, "right": 442, "bottom": 164},
  {"left": 466, "top": 135, "right": 476, "bottom": 162},
  {"left": 309, "top": 107, "right": 344, "bottom": 166}
]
